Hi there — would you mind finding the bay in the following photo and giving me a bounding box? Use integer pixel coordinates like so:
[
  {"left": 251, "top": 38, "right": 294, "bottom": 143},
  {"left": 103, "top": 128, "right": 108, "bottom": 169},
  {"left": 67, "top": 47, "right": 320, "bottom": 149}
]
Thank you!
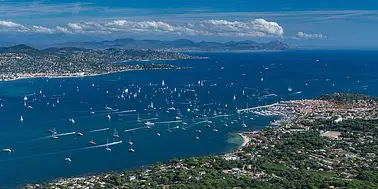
[{"left": 0, "top": 50, "right": 377, "bottom": 187}]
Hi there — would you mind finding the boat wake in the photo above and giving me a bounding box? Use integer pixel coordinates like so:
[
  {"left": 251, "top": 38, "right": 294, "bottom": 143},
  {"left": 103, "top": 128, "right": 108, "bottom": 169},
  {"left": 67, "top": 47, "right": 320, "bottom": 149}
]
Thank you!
[{"left": 0, "top": 141, "right": 122, "bottom": 162}]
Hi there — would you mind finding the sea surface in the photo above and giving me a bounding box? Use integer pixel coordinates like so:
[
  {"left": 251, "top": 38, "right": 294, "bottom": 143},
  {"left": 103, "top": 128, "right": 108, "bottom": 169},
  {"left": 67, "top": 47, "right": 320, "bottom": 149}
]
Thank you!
[{"left": 1, "top": 50, "right": 378, "bottom": 187}]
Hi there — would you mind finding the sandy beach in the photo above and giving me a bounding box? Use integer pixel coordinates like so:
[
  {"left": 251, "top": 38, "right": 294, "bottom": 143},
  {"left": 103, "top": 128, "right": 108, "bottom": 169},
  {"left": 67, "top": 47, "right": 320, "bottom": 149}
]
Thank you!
[{"left": 239, "top": 133, "right": 250, "bottom": 148}]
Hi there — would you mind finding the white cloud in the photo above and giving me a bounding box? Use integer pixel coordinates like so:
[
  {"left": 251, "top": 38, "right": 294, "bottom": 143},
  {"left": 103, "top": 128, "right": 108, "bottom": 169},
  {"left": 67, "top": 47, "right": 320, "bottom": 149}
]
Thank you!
[
  {"left": 0, "top": 20, "right": 28, "bottom": 32},
  {"left": 68, "top": 23, "right": 83, "bottom": 31},
  {"left": 55, "top": 26, "right": 72, "bottom": 34},
  {"left": 68, "top": 19, "right": 284, "bottom": 37},
  {"left": 196, "top": 19, "right": 283, "bottom": 37},
  {"left": 297, "top": 32, "right": 325, "bottom": 39},
  {"left": 32, "top": 26, "right": 55, "bottom": 33},
  {"left": 0, "top": 19, "right": 284, "bottom": 38}
]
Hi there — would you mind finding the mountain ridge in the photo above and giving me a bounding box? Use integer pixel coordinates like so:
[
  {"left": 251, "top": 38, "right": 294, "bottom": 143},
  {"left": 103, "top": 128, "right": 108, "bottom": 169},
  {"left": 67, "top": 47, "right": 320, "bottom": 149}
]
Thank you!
[{"left": 50, "top": 38, "right": 290, "bottom": 51}]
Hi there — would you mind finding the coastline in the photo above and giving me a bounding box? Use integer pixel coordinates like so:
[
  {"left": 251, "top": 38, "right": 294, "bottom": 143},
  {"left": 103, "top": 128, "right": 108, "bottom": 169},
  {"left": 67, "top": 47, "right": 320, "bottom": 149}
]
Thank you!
[
  {"left": 0, "top": 67, "right": 186, "bottom": 82},
  {"left": 238, "top": 133, "right": 250, "bottom": 149}
]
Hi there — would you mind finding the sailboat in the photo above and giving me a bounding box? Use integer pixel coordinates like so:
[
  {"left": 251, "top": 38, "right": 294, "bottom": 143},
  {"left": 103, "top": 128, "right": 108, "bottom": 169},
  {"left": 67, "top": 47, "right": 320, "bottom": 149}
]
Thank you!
[
  {"left": 156, "top": 132, "right": 161, "bottom": 136},
  {"left": 23, "top": 95, "right": 28, "bottom": 101},
  {"left": 105, "top": 139, "right": 111, "bottom": 151},
  {"left": 212, "top": 123, "right": 218, "bottom": 132},
  {"left": 52, "top": 128, "right": 59, "bottom": 139},
  {"left": 288, "top": 86, "right": 293, "bottom": 92},
  {"left": 242, "top": 119, "right": 247, "bottom": 128},
  {"left": 224, "top": 120, "right": 228, "bottom": 127},
  {"left": 105, "top": 114, "right": 111, "bottom": 120},
  {"left": 128, "top": 136, "right": 133, "bottom": 145},
  {"left": 167, "top": 123, "right": 172, "bottom": 133},
  {"left": 195, "top": 133, "right": 200, "bottom": 140},
  {"left": 182, "top": 118, "right": 188, "bottom": 126},
  {"left": 20, "top": 115, "right": 24, "bottom": 122},
  {"left": 89, "top": 140, "right": 96, "bottom": 145},
  {"left": 113, "top": 129, "right": 120, "bottom": 138},
  {"left": 137, "top": 113, "right": 141, "bottom": 122},
  {"left": 181, "top": 125, "right": 187, "bottom": 131}
]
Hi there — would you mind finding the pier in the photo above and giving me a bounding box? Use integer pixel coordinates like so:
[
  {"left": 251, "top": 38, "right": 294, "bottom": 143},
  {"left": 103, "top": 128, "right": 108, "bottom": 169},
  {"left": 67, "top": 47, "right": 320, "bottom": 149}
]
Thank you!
[{"left": 236, "top": 103, "right": 279, "bottom": 114}]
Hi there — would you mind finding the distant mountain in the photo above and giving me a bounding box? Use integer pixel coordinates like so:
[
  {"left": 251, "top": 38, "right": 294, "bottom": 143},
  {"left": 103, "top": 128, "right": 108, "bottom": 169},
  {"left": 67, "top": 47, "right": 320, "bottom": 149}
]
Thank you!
[{"left": 52, "top": 38, "right": 290, "bottom": 51}]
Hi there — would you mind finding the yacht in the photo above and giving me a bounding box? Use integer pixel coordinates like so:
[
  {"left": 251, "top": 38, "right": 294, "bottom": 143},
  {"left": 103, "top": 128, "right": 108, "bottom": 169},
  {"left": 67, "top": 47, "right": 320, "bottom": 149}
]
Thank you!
[
  {"left": 76, "top": 132, "right": 83, "bottom": 136},
  {"left": 20, "top": 115, "right": 24, "bottom": 122},
  {"left": 23, "top": 95, "right": 28, "bottom": 101},
  {"left": 2, "top": 148, "right": 12, "bottom": 152},
  {"left": 128, "top": 148, "right": 135, "bottom": 153},
  {"left": 64, "top": 158, "right": 72, "bottom": 162},
  {"left": 89, "top": 140, "right": 96, "bottom": 145},
  {"left": 113, "top": 129, "right": 120, "bottom": 138},
  {"left": 156, "top": 132, "right": 161, "bottom": 136},
  {"left": 144, "top": 121, "right": 154, "bottom": 127},
  {"left": 69, "top": 118, "right": 75, "bottom": 124},
  {"left": 105, "top": 114, "right": 111, "bottom": 120}
]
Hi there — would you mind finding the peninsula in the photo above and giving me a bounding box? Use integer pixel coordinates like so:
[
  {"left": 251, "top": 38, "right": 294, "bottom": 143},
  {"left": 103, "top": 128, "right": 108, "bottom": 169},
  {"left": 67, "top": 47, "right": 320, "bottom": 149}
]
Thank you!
[
  {"left": 26, "top": 93, "right": 378, "bottom": 188},
  {"left": 0, "top": 44, "right": 198, "bottom": 81}
]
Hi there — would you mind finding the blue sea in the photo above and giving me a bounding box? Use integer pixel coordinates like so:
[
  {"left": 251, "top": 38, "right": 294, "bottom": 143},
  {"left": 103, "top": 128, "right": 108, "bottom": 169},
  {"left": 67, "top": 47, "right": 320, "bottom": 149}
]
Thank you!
[{"left": 1, "top": 50, "right": 378, "bottom": 187}]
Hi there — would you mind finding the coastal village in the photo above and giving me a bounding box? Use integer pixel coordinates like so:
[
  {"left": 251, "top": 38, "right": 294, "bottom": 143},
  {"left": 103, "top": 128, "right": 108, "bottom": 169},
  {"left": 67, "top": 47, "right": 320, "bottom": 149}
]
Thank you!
[{"left": 27, "top": 93, "right": 378, "bottom": 188}]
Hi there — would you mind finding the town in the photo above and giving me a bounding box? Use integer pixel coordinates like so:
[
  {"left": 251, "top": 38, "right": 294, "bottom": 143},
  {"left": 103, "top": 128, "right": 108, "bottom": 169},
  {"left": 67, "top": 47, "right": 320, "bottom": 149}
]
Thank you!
[{"left": 0, "top": 45, "right": 196, "bottom": 81}]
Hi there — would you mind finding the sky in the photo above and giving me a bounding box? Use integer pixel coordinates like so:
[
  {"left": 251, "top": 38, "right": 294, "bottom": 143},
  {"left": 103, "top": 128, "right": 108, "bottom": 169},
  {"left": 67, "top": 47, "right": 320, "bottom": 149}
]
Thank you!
[{"left": 0, "top": 0, "right": 378, "bottom": 48}]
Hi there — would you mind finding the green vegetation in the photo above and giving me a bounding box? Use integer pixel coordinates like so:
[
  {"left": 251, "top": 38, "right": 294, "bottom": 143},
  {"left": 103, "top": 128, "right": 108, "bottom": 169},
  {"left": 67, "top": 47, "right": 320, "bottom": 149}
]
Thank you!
[{"left": 316, "top": 93, "right": 377, "bottom": 104}]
